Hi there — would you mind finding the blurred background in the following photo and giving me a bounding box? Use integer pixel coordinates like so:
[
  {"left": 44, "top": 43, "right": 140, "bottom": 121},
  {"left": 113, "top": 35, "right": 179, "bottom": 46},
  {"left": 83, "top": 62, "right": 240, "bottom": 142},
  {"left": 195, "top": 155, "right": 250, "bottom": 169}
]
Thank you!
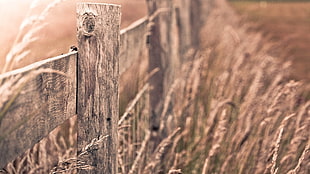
[
  {"left": 0, "top": 0, "right": 309, "bottom": 81},
  {"left": 230, "top": 0, "right": 310, "bottom": 82}
]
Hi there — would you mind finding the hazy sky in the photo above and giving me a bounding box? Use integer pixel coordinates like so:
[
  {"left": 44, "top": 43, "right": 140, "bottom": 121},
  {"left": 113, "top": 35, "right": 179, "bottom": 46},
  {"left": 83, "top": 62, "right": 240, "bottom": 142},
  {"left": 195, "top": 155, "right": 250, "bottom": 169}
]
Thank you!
[{"left": 0, "top": 0, "right": 146, "bottom": 71}]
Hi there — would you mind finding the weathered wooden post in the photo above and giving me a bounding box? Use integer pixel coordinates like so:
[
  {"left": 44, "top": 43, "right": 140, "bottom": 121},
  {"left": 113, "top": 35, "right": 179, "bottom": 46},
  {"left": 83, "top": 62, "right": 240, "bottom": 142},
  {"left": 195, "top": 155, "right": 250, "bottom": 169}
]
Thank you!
[
  {"left": 146, "top": 0, "right": 181, "bottom": 138},
  {"left": 77, "top": 3, "right": 120, "bottom": 173},
  {"left": 147, "top": 0, "right": 175, "bottom": 130},
  {"left": 175, "top": 0, "right": 192, "bottom": 57}
]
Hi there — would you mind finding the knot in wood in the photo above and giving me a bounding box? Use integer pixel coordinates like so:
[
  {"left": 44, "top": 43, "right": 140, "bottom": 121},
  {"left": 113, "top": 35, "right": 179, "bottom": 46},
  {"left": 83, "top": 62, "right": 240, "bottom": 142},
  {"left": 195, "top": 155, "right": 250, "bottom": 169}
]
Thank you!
[{"left": 82, "top": 12, "right": 96, "bottom": 36}]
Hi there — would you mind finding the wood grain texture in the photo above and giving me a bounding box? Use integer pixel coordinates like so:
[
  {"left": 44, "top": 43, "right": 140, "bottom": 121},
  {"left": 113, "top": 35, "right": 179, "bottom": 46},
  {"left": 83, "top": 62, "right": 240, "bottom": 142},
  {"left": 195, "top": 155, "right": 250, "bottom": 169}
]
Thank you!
[
  {"left": 77, "top": 3, "right": 120, "bottom": 174},
  {"left": 120, "top": 17, "right": 149, "bottom": 75},
  {"left": 146, "top": 0, "right": 181, "bottom": 126},
  {"left": 0, "top": 52, "right": 77, "bottom": 167}
]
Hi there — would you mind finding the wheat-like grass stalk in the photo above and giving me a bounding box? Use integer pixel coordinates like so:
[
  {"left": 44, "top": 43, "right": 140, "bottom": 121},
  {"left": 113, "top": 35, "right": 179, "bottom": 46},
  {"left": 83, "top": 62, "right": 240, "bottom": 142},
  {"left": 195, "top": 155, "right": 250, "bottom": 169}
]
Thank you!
[
  {"left": 50, "top": 158, "right": 93, "bottom": 174},
  {"left": 202, "top": 109, "right": 228, "bottom": 174},
  {"left": 3, "top": 0, "right": 69, "bottom": 73},
  {"left": 128, "top": 131, "right": 151, "bottom": 174},
  {"left": 49, "top": 134, "right": 109, "bottom": 173},
  {"left": 118, "top": 83, "right": 149, "bottom": 126},
  {"left": 143, "top": 127, "right": 181, "bottom": 173},
  {"left": 287, "top": 142, "right": 310, "bottom": 174},
  {"left": 78, "top": 135, "right": 109, "bottom": 157},
  {"left": 168, "top": 169, "right": 182, "bottom": 174},
  {"left": 160, "top": 79, "right": 179, "bottom": 119},
  {"left": 270, "top": 127, "right": 284, "bottom": 174}
]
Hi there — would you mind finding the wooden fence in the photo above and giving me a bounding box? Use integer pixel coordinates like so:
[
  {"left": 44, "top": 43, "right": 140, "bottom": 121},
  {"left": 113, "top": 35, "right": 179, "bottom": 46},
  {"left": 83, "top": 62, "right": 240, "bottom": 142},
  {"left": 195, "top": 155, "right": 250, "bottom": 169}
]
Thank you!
[{"left": 0, "top": 0, "right": 210, "bottom": 173}]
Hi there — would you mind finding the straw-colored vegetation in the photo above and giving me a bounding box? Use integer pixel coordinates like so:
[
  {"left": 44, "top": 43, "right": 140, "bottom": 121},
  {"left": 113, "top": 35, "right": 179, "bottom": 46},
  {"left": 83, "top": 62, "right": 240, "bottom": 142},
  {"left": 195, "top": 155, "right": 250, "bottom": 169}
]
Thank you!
[
  {"left": 1, "top": 0, "right": 309, "bottom": 174},
  {"left": 229, "top": 1, "right": 310, "bottom": 82}
]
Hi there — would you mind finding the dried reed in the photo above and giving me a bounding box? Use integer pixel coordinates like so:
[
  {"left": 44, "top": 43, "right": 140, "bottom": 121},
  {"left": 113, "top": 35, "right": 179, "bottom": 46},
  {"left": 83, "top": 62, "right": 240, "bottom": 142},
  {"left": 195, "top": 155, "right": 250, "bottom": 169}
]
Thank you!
[
  {"left": 3, "top": 0, "right": 69, "bottom": 73},
  {"left": 2, "top": 0, "right": 309, "bottom": 173}
]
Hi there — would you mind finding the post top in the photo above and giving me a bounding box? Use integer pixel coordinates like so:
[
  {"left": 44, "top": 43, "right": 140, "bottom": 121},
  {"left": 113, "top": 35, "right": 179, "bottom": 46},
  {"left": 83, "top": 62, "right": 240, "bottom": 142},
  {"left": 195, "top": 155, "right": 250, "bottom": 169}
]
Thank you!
[{"left": 77, "top": 2, "right": 121, "bottom": 8}]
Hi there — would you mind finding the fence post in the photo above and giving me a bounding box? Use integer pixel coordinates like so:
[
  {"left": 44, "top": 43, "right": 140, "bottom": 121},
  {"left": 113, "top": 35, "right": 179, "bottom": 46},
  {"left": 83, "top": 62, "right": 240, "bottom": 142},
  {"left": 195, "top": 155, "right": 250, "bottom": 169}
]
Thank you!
[
  {"left": 77, "top": 3, "right": 120, "bottom": 173},
  {"left": 146, "top": 0, "right": 181, "bottom": 139}
]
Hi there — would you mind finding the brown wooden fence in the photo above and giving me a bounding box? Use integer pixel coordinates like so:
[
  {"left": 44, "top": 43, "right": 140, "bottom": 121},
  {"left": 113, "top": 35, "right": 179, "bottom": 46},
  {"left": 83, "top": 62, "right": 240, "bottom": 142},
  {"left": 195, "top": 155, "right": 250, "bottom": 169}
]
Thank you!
[{"left": 0, "top": 0, "right": 210, "bottom": 173}]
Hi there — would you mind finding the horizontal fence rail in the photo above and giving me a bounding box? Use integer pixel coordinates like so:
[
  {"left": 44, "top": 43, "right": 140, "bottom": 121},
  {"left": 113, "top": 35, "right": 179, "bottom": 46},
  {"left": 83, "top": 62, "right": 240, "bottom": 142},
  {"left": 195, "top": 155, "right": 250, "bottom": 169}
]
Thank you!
[
  {"left": 0, "top": 52, "right": 77, "bottom": 167},
  {"left": 120, "top": 17, "right": 149, "bottom": 75}
]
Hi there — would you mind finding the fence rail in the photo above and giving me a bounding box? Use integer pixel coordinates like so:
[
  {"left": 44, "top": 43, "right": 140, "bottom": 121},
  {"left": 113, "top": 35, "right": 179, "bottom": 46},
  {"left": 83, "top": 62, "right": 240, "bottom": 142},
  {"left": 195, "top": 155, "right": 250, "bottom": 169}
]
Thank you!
[
  {"left": 0, "top": 52, "right": 77, "bottom": 167},
  {"left": 0, "top": 0, "right": 209, "bottom": 172}
]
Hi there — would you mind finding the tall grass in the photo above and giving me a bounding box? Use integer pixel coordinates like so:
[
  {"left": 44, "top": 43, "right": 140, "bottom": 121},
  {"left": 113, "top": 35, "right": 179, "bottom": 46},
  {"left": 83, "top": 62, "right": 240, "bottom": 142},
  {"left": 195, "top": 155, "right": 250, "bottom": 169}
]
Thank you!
[
  {"left": 0, "top": 0, "right": 73, "bottom": 141},
  {"left": 164, "top": 0, "right": 310, "bottom": 173},
  {"left": 1, "top": 0, "right": 309, "bottom": 173},
  {"left": 0, "top": 0, "right": 74, "bottom": 173},
  {"left": 2, "top": 0, "right": 68, "bottom": 74}
]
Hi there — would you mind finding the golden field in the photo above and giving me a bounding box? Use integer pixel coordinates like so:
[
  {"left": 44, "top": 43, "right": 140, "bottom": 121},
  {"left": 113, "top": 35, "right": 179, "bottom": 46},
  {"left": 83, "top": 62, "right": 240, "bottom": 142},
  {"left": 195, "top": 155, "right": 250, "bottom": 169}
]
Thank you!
[
  {"left": 230, "top": 1, "right": 310, "bottom": 82},
  {"left": 0, "top": 0, "right": 309, "bottom": 173}
]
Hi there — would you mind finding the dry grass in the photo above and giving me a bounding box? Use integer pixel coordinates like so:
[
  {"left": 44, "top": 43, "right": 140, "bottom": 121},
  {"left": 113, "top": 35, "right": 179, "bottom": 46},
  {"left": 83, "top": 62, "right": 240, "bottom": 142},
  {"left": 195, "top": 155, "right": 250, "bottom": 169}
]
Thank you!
[
  {"left": 166, "top": 0, "right": 310, "bottom": 173},
  {"left": 0, "top": 0, "right": 148, "bottom": 173},
  {"left": 1, "top": 116, "right": 77, "bottom": 174},
  {"left": 1, "top": 0, "right": 310, "bottom": 173},
  {"left": 229, "top": 1, "right": 310, "bottom": 82},
  {"left": 1, "top": 0, "right": 75, "bottom": 73}
]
